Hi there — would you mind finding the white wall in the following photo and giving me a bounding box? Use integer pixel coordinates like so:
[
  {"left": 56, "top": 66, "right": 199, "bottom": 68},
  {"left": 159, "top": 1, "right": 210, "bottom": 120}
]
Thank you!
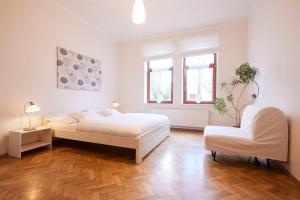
[
  {"left": 0, "top": 0, "right": 118, "bottom": 154},
  {"left": 248, "top": 0, "right": 300, "bottom": 180},
  {"left": 118, "top": 21, "right": 248, "bottom": 126}
]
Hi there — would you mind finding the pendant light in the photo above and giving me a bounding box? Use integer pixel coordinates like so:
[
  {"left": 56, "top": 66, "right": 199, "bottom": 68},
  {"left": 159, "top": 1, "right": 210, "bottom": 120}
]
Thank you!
[{"left": 132, "top": 0, "right": 146, "bottom": 24}]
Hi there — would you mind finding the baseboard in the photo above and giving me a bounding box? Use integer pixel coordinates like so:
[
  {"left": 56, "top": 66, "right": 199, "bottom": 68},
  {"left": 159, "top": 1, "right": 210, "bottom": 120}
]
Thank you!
[
  {"left": 274, "top": 161, "right": 300, "bottom": 184},
  {"left": 171, "top": 126, "right": 204, "bottom": 132}
]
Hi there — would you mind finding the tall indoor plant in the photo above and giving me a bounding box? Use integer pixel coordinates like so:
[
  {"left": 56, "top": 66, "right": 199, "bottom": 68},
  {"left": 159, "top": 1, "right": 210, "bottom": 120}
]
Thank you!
[{"left": 214, "top": 63, "right": 259, "bottom": 127}]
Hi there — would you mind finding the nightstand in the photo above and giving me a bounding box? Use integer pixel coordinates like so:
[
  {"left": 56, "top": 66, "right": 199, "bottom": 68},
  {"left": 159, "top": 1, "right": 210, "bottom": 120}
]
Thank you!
[{"left": 9, "top": 126, "right": 52, "bottom": 158}]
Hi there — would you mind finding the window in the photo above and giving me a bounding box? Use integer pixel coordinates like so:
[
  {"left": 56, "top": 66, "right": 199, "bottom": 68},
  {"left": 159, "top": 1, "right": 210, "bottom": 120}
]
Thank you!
[
  {"left": 146, "top": 58, "right": 173, "bottom": 103},
  {"left": 183, "top": 53, "right": 217, "bottom": 104}
]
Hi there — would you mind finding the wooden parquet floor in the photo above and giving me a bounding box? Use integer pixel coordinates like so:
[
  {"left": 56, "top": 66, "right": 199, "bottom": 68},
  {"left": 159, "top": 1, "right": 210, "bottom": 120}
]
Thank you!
[{"left": 0, "top": 130, "right": 300, "bottom": 200}]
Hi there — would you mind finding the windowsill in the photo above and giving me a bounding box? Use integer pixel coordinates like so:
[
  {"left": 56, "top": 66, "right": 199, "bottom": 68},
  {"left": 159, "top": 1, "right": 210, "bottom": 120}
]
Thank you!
[{"left": 145, "top": 103, "right": 214, "bottom": 110}]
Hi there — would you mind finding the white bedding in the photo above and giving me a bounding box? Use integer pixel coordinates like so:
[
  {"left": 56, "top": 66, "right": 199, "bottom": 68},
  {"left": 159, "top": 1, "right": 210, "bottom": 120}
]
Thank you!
[
  {"left": 77, "top": 113, "right": 169, "bottom": 137},
  {"left": 47, "top": 122, "right": 78, "bottom": 131},
  {"left": 46, "top": 112, "right": 170, "bottom": 137}
]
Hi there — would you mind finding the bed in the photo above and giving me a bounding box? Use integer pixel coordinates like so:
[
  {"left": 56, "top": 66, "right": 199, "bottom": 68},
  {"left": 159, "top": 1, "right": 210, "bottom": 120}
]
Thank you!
[{"left": 44, "top": 109, "right": 170, "bottom": 164}]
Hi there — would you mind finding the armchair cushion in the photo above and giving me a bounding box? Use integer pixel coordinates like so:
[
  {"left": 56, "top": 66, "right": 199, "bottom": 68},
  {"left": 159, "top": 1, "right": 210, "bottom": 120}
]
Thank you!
[{"left": 204, "top": 126, "right": 253, "bottom": 157}]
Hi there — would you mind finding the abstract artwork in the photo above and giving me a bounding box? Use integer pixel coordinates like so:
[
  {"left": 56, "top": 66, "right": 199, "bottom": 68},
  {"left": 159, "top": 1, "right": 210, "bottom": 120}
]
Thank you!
[{"left": 57, "top": 47, "right": 102, "bottom": 91}]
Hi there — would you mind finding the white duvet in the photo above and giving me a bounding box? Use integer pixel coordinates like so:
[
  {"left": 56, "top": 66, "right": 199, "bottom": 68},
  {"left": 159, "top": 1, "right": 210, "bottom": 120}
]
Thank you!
[{"left": 77, "top": 113, "right": 169, "bottom": 137}]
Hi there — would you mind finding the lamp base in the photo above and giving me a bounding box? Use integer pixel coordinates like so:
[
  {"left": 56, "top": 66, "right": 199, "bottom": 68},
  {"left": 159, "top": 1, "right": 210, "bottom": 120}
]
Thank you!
[{"left": 23, "top": 127, "right": 36, "bottom": 131}]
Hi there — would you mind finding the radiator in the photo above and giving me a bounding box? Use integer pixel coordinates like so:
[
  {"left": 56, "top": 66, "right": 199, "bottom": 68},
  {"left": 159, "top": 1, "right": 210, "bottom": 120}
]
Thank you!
[{"left": 150, "top": 107, "right": 209, "bottom": 129}]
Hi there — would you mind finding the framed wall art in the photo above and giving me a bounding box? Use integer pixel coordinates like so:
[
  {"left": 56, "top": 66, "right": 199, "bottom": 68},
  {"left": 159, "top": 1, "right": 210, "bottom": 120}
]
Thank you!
[{"left": 57, "top": 47, "right": 102, "bottom": 91}]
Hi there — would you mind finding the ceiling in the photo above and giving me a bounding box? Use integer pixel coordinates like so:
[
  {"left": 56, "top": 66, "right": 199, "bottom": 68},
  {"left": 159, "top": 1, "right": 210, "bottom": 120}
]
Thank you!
[{"left": 56, "top": 0, "right": 253, "bottom": 41}]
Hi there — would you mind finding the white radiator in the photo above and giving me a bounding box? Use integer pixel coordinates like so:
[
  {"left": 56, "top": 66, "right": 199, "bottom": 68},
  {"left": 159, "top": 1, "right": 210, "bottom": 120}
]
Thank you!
[{"left": 150, "top": 107, "right": 209, "bottom": 129}]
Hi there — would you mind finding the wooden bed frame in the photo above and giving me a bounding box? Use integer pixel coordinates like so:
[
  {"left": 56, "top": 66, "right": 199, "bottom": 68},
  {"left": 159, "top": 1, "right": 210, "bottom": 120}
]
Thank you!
[{"left": 51, "top": 125, "right": 170, "bottom": 164}]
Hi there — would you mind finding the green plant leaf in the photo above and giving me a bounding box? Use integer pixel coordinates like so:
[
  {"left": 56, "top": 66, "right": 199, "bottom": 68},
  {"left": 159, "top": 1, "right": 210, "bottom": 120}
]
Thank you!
[
  {"left": 227, "top": 94, "right": 234, "bottom": 102},
  {"left": 214, "top": 98, "right": 227, "bottom": 115},
  {"left": 235, "top": 63, "right": 257, "bottom": 84},
  {"left": 231, "top": 79, "right": 240, "bottom": 86}
]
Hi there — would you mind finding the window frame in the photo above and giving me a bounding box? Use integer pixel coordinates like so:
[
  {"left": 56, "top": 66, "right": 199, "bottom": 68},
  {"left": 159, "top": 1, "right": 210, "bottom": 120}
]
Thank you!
[
  {"left": 183, "top": 53, "right": 217, "bottom": 104},
  {"left": 146, "top": 59, "right": 174, "bottom": 104}
]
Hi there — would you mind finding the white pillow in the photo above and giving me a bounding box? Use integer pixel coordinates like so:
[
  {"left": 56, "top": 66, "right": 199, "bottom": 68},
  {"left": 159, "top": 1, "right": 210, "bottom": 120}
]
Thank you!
[
  {"left": 72, "top": 111, "right": 104, "bottom": 121},
  {"left": 99, "top": 108, "right": 123, "bottom": 116},
  {"left": 46, "top": 115, "right": 78, "bottom": 124}
]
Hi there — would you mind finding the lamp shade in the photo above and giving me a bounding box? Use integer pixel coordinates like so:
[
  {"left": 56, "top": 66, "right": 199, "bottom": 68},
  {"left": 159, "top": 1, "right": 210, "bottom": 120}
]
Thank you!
[
  {"left": 132, "top": 0, "right": 146, "bottom": 24},
  {"left": 24, "top": 102, "right": 41, "bottom": 113},
  {"left": 112, "top": 101, "right": 120, "bottom": 108}
]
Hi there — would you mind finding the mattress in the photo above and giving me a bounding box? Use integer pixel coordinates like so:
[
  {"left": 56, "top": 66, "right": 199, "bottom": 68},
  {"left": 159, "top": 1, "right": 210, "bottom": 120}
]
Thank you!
[
  {"left": 77, "top": 113, "right": 169, "bottom": 137},
  {"left": 47, "top": 122, "right": 78, "bottom": 131},
  {"left": 47, "top": 113, "right": 170, "bottom": 137}
]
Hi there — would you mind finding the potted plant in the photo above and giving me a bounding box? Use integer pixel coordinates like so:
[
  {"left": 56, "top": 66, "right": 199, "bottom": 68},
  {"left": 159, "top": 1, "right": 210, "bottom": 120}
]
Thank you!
[{"left": 214, "top": 63, "right": 259, "bottom": 127}]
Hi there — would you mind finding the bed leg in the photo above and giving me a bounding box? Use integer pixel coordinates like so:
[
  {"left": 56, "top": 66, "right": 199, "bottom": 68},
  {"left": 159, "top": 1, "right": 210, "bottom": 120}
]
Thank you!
[
  {"left": 136, "top": 155, "right": 142, "bottom": 164},
  {"left": 135, "top": 148, "right": 142, "bottom": 164}
]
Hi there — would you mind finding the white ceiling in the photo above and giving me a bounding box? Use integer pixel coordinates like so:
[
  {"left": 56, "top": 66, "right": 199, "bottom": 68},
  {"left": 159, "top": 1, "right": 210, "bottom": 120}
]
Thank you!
[{"left": 57, "top": 0, "right": 253, "bottom": 41}]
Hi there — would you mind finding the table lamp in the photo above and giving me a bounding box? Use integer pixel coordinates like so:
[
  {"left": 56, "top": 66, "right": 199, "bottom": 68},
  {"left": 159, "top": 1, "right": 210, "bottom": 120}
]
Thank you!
[{"left": 24, "top": 101, "right": 41, "bottom": 131}]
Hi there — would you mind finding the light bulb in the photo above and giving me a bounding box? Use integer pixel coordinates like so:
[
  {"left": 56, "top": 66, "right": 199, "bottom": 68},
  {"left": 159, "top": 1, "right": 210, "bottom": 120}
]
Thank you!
[{"left": 132, "top": 0, "right": 146, "bottom": 24}]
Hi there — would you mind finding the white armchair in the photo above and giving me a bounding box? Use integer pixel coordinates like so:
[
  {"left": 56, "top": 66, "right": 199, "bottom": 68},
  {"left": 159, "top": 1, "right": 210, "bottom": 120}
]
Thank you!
[{"left": 204, "top": 105, "right": 288, "bottom": 168}]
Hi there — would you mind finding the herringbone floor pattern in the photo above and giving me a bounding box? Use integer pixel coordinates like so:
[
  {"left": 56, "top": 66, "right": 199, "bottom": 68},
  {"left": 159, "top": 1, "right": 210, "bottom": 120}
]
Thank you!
[{"left": 0, "top": 130, "right": 299, "bottom": 200}]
